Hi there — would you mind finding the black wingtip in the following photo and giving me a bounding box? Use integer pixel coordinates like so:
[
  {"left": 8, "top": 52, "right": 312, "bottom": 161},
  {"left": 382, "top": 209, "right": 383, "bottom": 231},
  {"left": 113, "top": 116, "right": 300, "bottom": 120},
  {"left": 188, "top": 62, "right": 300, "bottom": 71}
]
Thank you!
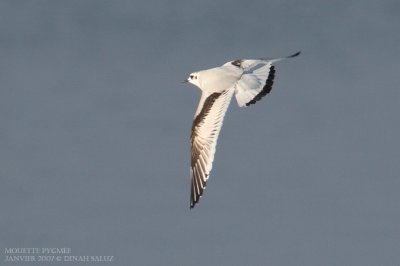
[
  {"left": 245, "top": 65, "right": 275, "bottom": 106},
  {"left": 288, "top": 51, "right": 301, "bottom": 58},
  {"left": 190, "top": 196, "right": 195, "bottom": 209}
]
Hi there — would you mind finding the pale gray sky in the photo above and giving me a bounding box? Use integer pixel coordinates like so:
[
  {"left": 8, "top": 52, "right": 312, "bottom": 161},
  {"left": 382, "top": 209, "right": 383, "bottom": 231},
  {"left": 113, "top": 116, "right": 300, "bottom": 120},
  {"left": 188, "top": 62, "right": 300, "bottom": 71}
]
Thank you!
[{"left": 1, "top": 1, "right": 399, "bottom": 265}]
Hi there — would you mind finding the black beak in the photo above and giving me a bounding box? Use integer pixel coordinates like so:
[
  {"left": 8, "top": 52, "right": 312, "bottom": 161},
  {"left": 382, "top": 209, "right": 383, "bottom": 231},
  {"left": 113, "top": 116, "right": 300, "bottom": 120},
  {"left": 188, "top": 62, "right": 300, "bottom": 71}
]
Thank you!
[{"left": 182, "top": 79, "right": 189, "bottom": 83}]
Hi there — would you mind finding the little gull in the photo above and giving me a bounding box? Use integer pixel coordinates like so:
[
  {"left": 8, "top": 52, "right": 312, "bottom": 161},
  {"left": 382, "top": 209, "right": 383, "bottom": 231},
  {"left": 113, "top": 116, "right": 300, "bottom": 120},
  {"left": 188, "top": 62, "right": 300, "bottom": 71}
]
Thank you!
[{"left": 184, "top": 51, "right": 300, "bottom": 208}]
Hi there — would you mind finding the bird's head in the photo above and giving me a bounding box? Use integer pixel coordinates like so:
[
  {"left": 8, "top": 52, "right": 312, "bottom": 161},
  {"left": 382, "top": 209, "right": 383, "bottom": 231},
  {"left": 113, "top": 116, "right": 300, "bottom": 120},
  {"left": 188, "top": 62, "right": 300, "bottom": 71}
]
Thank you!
[{"left": 183, "top": 72, "right": 200, "bottom": 87}]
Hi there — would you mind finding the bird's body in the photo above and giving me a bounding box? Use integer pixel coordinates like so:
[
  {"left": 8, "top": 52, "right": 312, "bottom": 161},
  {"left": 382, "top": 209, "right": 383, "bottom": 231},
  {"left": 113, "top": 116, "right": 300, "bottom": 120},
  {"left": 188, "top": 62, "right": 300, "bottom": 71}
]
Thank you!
[
  {"left": 196, "top": 66, "right": 241, "bottom": 93},
  {"left": 184, "top": 51, "right": 300, "bottom": 208}
]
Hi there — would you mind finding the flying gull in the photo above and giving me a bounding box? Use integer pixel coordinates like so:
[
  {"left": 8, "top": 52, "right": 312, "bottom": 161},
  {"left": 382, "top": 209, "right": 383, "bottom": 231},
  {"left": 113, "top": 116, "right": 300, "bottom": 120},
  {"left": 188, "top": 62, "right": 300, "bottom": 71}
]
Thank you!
[{"left": 184, "top": 51, "right": 300, "bottom": 208}]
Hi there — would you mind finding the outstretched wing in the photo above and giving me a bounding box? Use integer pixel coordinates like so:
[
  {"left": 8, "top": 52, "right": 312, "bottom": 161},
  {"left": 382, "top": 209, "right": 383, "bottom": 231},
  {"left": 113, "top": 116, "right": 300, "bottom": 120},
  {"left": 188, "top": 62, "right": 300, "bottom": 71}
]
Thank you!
[
  {"left": 190, "top": 89, "right": 235, "bottom": 208},
  {"left": 234, "top": 62, "right": 275, "bottom": 107},
  {"left": 231, "top": 51, "right": 300, "bottom": 107}
]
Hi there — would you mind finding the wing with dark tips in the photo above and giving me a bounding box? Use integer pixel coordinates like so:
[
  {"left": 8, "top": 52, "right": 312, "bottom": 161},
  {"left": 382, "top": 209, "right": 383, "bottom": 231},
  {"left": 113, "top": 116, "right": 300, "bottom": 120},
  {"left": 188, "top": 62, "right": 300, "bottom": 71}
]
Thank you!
[{"left": 190, "top": 89, "right": 234, "bottom": 208}]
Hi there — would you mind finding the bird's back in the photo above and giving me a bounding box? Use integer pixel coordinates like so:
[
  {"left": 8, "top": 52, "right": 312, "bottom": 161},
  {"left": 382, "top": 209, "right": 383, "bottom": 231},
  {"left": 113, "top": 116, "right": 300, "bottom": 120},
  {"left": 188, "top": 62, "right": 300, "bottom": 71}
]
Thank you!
[{"left": 198, "top": 66, "right": 242, "bottom": 93}]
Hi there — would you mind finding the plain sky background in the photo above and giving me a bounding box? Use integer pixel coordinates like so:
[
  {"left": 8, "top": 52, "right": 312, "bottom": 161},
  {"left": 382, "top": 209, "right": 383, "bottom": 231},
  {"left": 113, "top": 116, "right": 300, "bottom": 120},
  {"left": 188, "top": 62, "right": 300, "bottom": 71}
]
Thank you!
[{"left": 1, "top": 1, "right": 399, "bottom": 265}]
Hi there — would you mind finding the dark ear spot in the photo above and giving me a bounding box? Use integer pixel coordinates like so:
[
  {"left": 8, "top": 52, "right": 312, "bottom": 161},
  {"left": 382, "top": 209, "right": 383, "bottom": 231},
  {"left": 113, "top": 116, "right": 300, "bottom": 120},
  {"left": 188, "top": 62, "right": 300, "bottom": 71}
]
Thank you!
[{"left": 231, "top": 60, "right": 242, "bottom": 67}]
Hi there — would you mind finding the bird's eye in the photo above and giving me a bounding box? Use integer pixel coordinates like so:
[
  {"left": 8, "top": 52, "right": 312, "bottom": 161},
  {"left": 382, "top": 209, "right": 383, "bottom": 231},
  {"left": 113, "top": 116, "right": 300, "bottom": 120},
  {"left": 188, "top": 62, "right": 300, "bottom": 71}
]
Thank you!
[{"left": 190, "top": 75, "right": 194, "bottom": 79}]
